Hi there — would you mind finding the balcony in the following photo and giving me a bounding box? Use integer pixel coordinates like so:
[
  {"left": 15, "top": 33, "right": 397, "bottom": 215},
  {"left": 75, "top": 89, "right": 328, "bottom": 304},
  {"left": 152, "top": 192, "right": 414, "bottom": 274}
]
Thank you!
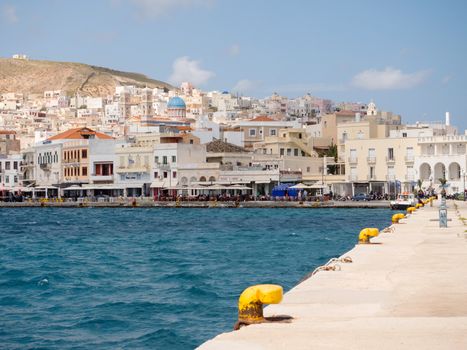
[
  {"left": 386, "top": 174, "right": 396, "bottom": 181},
  {"left": 348, "top": 174, "right": 358, "bottom": 181},
  {"left": 90, "top": 174, "right": 114, "bottom": 182},
  {"left": 367, "top": 174, "right": 377, "bottom": 181},
  {"left": 405, "top": 156, "right": 415, "bottom": 163},
  {"left": 405, "top": 174, "right": 415, "bottom": 181},
  {"left": 367, "top": 156, "right": 376, "bottom": 164},
  {"left": 348, "top": 157, "right": 358, "bottom": 164},
  {"left": 156, "top": 163, "right": 171, "bottom": 170},
  {"left": 63, "top": 159, "right": 81, "bottom": 165},
  {"left": 386, "top": 156, "right": 396, "bottom": 164},
  {"left": 116, "top": 165, "right": 149, "bottom": 173}
]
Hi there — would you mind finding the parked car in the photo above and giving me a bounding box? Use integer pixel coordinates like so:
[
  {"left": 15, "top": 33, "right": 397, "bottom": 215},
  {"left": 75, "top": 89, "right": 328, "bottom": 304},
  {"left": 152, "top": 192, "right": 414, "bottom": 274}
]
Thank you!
[{"left": 351, "top": 193, "right": 370, "bottom": 201}]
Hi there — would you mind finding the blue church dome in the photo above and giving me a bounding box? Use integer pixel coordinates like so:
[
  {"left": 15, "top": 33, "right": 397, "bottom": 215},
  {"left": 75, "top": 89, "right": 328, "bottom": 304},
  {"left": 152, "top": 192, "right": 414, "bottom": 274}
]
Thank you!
[{"left": 167, "top": 96, "right": 186, "bottom": 109}]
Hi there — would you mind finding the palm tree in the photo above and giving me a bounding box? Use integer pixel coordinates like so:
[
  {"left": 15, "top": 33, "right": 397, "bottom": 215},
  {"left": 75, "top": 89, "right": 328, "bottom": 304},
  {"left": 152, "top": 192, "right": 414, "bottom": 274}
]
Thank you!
[
  {"left": 439, "top": 178, "right": 447, "bottom": 198},
  {"left": 324, "top": 143, "right": 338, "bottom": 175}
]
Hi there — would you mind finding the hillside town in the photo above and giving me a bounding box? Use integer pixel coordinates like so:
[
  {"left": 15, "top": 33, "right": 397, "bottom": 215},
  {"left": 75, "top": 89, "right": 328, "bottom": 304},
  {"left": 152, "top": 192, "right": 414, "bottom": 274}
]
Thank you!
[{"left": 0, "top": 77, "right": 465, "bottom": 201}]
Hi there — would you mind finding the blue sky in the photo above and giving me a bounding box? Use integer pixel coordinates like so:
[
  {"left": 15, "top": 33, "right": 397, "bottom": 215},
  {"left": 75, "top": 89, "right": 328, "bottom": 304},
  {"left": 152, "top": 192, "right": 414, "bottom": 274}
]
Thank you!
[{"left": 1, "top": 0, "right": 466, "bottom": 130}]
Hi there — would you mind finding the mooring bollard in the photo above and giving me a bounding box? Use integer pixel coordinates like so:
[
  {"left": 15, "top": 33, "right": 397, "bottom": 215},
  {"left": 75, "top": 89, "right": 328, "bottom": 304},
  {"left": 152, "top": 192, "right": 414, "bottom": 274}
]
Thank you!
[
  {"left": 358, "top": 227, "right": 379, "bottom": 244},
  {"left": 439, "top": 198, "right": 447, "bottom": 228},
  {"left": 235, "top": 284, "right": 283, "bottom": 329}
]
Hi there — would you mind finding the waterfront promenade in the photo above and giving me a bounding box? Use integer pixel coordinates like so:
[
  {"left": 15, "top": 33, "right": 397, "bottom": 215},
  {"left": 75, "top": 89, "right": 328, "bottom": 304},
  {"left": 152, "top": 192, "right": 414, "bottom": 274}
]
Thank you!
[
  {"left": 0, "top": 199, "right": 390, "bottom": 209},
  {"left": 199, "top": 200, "right": 467, "bottom": 349}
]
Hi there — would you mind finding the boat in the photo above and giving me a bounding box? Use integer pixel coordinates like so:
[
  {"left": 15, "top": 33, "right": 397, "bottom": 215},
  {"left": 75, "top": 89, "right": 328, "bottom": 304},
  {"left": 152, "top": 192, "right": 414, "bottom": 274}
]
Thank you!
[{"left": 390, "top": 193, "right": 417, "bottom": 210}]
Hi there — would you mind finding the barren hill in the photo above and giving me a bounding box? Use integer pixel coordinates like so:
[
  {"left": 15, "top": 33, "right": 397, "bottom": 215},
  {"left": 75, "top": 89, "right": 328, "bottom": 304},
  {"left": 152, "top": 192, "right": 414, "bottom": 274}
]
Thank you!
[{"left": 0, "top": 58, "right": 173, "bottom": 96}]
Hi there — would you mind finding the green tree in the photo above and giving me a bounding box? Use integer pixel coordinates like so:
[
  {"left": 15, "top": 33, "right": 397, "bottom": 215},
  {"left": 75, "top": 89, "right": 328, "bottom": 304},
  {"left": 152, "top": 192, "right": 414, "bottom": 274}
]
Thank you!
[{"left": 325, "top": 143, "right": 338, "bottom": 175}]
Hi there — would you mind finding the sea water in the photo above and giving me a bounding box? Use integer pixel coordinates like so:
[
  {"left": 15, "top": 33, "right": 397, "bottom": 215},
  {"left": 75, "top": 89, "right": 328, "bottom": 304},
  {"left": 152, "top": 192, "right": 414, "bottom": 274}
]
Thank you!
[{"left": 0, "top": 207, "right": 391, "bottom": 349}]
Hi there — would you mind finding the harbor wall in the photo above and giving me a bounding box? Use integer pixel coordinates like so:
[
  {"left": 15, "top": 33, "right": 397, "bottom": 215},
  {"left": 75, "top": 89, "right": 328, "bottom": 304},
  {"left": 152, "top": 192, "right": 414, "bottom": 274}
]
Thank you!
[{"left": 198, "top": 200, "right": 467, "bottom": 349}]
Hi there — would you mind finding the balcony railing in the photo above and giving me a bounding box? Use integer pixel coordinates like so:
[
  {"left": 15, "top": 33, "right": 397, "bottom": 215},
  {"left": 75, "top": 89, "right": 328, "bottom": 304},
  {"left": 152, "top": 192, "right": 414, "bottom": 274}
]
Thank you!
[
  {"left": 405, "top": 175, "right": 415, "bottom": 181},
  {"left": 156, "top": 163, "right": 171, "bottom": 170},
  {"left": 386, "top": 156, "right": 396, "bottom": 163},
  {"left": 367, "top": 156, "right": 376, "bottom": 164},
  {"left": 348, "top": 174, "right": 358, "bottom": 181},
  {"left": 348, "top": 157, "right": 358, "bottom": 164},
  {"left": 63, "top": 158, "right": 80, "bottom": 163},
  {"left": 386, "top": 174, "right": 396, "bottom": 181},
  {"left": 405, "top": 156, "right": 415, "bottom": 163},
  {"left": 116, "top": 165, "right": 149, "bottom": 173},
  {"left": 367, "top": 174, "right": 377, "bottom": 180}
]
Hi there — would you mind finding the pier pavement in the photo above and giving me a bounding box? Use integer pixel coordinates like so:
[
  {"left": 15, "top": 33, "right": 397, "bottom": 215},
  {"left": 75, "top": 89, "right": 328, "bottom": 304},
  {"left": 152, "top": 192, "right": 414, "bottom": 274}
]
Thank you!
[{"left": 199, "top": 200, "right": 467, "bottom": 349}]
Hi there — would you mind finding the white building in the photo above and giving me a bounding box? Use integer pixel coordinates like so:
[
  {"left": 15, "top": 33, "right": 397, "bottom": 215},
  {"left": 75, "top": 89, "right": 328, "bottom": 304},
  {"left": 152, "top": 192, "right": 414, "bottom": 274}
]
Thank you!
[
  {"left": 416, "top": 135, "right": 467, "bottom": 194},
  {"left": 0, "top": 154, "right": 22, "bottom": 190},
  {"left": 151, "top": 142, "right": 219, "bottom": 198}
]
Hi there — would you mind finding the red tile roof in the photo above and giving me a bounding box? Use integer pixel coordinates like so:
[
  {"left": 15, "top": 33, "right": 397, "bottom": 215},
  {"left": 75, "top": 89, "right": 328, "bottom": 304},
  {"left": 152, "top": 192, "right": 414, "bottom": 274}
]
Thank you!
[
  {"left": 47, "top": 127, "right": 114, "bottom": 141},
  {"left": 0, "top": 130, "right": 16, "bottom": 135},
  {"left": 249, "top": 115, "right": 275, "bottom": 122}
]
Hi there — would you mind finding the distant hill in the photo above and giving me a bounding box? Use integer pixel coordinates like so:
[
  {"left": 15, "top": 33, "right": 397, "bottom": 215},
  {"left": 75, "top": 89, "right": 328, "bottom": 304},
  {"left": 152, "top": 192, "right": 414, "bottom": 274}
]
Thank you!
[{"left": 0, "top": 58, "right": 173, "bottom": 96}]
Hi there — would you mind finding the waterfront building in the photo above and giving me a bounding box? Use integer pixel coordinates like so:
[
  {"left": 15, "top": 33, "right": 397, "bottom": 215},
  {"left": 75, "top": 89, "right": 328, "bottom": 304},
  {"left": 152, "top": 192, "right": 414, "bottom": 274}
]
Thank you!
[
  {"left": 415, "top": 135, "right": 467, "bottom": 194},
  {"left": 34, "top": 141, "right": 62, "bottom": 191},
  {"left": 115, "top": 141, "right": 153, "bottom": 197},
  {"left": 33, "top": 128, "right": 114, "bottom": 197},
  {"left": 0, "top": 154, "right": 22, "bottom": 190},
  {"left": 342, "top": 137, "right": 420, "bottom": 197},
  {"left": 151, "top": 142, "right": 219, "bottom": 198},
  {"left": 20, "top": 148, "right": 35, "bottom": 188},
  {"left": 52, "top": 128, "right": 114, "bottom": 188}
]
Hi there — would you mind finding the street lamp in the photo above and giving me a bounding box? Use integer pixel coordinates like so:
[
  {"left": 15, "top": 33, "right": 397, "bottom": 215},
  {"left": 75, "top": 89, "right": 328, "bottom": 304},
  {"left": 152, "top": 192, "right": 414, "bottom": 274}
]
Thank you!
[{"left": 463, "top": 171, "right": 466, "bottom": 201}]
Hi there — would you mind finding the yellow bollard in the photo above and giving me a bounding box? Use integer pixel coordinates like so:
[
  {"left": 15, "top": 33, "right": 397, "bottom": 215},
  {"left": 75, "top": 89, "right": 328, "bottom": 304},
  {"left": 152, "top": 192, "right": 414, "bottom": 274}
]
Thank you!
[
  {"left": 407, "top": 206, "right": 416, "bottom": 214},
  {"left": 392, "top": 213, "right": 405, "bottom": 224},
  {"left": 358, "top": 227, "right": 379, "bottom": 244},
  {"left": 237, "top": 284, "right": 283, "bottom": 327},
  {"left": 416, "top": 203, "right": 423, "bottom": 208}
]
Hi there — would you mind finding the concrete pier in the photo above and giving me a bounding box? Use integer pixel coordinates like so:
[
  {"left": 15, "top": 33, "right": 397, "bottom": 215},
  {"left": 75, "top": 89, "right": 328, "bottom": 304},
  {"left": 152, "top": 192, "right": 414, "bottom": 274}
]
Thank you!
[{"left": 199, "top": 200, "right": 467, "bottom": 349}]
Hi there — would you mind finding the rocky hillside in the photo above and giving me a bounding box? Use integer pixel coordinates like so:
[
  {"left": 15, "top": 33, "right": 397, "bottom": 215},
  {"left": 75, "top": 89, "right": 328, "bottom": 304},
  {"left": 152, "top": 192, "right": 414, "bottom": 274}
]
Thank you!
[{"left": 0, "top": 58, "right": 173, "bottom": 96}]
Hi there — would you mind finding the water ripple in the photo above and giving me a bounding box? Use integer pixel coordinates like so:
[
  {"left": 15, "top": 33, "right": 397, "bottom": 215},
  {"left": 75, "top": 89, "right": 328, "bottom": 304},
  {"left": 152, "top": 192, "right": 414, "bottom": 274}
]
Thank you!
[{"left": 0, "top": 207, "right": 391, "bottom": 349}]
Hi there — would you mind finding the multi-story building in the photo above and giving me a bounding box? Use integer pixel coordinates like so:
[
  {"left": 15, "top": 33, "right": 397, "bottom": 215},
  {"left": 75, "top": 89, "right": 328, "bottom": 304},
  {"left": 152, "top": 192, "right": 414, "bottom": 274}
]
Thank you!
[
  {"left": 151, "top": 142, "right": 219, "bottom": 198},
  {"left": 115, "top": 141, "right": 153, "bottom": 197},
  {"left": 234, "top": 116, "right": 299, "bottom": 149},
  {"left": 343, "top": 137, "right": 420, "bottom": 196},
  {"left": 416, "top": 135, "right": 467, "bottom": 194},
  {"left": 0, "top": 154, "right": 22, "bottom": 190}
]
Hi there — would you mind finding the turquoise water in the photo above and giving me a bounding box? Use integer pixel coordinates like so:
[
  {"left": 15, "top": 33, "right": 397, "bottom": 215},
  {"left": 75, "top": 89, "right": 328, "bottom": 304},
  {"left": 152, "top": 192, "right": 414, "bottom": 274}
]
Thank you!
[{"left": 0, "top": 208, "right": 392, "bottom": 349}]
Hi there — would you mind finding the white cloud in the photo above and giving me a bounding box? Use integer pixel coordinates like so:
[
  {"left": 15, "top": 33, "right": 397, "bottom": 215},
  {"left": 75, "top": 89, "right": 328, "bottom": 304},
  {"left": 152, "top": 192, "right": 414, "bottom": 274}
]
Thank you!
[
  {"left": 231, "top": 79, "right": 259, "bottom": 94},
  {"left": 168, "top": 56, "right": 215, "bottom": 86},
  {"left": 229, "top": 44, "right": 240, "bottom": 56},
  {"left": 352, "top": 67, "right": 430, "bottom": 90},
  {"left": 1, "top": 4, "right": 18, "bottom": 23},
  {"left": 131, "top": 0, "right": 214, "bottom": 18}
]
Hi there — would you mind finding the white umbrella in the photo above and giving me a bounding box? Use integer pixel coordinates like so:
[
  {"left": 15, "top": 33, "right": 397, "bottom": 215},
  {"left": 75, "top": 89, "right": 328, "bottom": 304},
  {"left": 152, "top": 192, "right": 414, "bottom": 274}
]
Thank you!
[
  {"left": 289, "top": 183, "right": 313, "bottom": 189},
  {"left": 229, "top": 184, "right": 252, "bottom": 190}
]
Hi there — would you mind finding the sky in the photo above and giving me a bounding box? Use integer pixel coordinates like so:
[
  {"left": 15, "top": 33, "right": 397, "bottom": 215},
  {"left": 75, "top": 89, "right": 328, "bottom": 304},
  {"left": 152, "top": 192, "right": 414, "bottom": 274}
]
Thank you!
[{"left": 1, "top": 0, "right": 466, "bottom": 130}]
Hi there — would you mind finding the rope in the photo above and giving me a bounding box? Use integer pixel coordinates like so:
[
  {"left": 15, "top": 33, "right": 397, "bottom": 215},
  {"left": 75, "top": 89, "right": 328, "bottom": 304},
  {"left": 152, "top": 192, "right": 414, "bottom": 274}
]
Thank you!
[
  {"left": 300, "top": 255, "right": 353, "bottom": 282},
  {"left": 382, "top": 226, "right": 395, "bottom": 233}
]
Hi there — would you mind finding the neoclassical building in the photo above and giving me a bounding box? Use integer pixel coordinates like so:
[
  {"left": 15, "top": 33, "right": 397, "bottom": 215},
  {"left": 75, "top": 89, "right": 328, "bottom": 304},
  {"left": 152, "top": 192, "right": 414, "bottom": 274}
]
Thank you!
[{"left": 416, "top": 135, "right": 467, "bottom": 193}]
